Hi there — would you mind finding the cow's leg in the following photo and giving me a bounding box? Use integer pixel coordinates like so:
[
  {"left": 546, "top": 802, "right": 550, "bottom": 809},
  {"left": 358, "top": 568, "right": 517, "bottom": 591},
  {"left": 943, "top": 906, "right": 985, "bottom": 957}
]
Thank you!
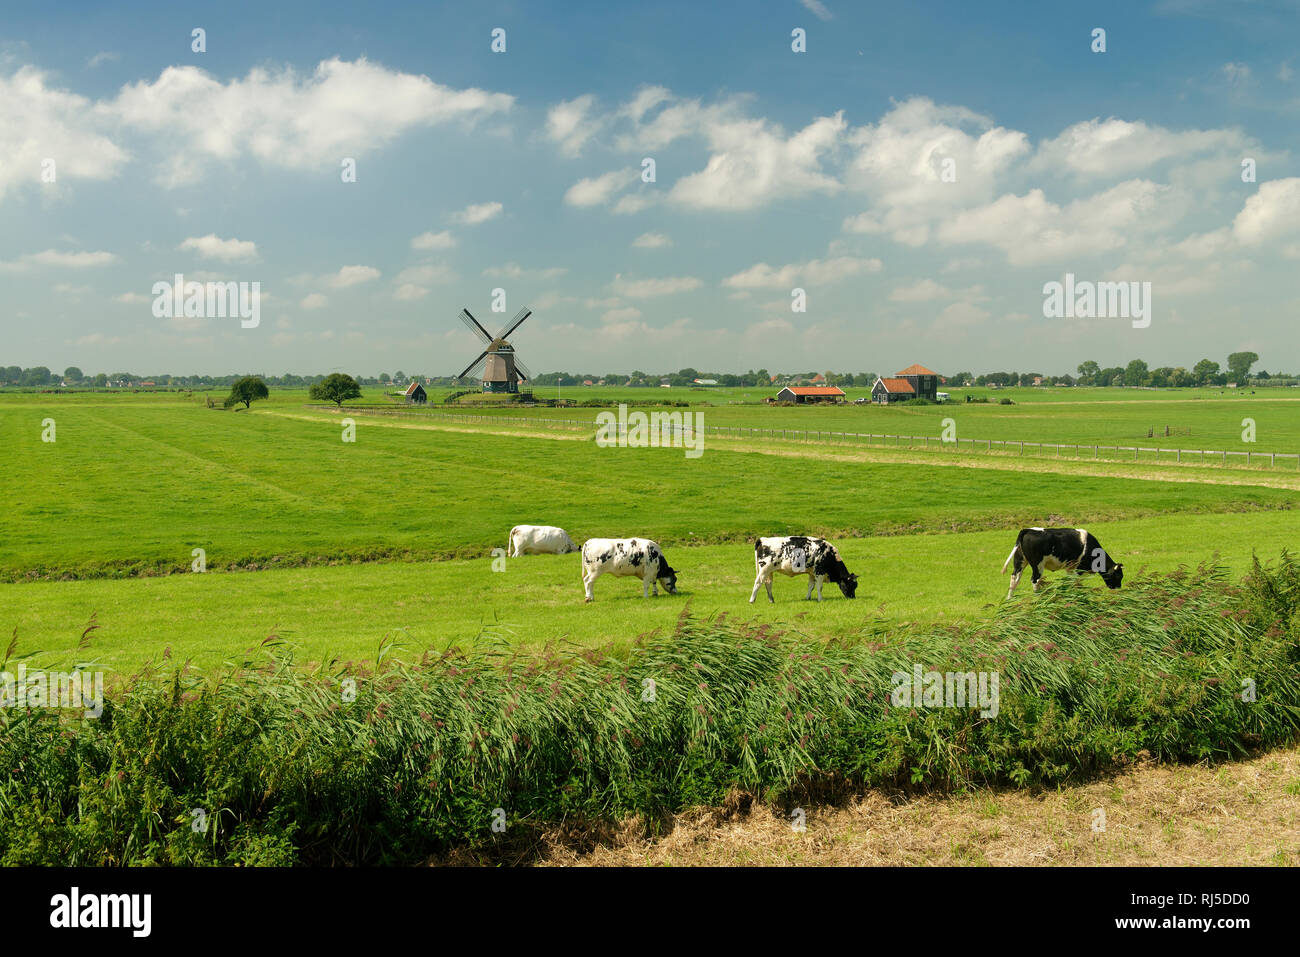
[
  {"left": 815, "top": 576, "right": 825, "bottom": 600},
  {"left": 643, "top": 573, "right": 651, "bottom": 598},
  {"left": 805, "top": 574, "right": 815, "bottom": 600},
  {"left": 1007, "top": 552, "right": 1026, "bottom": 598},
  {"left": 583, "top": 568, "right": 596, "bottom": 602},
  {"left": 749, "top": 567, "right": 766, "bottom": 603},
  {"left": 1031, "top": 565, "right": 1044, "bottom": 593}
]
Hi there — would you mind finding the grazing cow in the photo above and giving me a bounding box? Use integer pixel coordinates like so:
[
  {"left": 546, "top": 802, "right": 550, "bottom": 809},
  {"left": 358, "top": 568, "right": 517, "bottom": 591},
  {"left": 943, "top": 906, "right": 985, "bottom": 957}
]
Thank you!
[
  {"left": 1000, "top": 527, "right": 1124, "bottom": 597},
  {"left": 580, "top": 538, "right": 678, "bottom": 602},
  {"left": 749, "top": 536, "right": 858, "bottom": 603},
  {"left": 508, "top": 524, "right": 579, "bottom": 557}
]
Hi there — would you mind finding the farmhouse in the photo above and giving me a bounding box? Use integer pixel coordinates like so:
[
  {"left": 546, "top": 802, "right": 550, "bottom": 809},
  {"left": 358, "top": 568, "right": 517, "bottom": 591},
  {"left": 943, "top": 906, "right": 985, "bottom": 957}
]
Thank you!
[
  {"left": 774, "top": 385, "right": 846, "bottom": 404},
  {"left": 872, "top": 363, "right": 940, "bottom": 404},
  {"left": 403, "top": 382, "right": 427, "bottom": 404}
]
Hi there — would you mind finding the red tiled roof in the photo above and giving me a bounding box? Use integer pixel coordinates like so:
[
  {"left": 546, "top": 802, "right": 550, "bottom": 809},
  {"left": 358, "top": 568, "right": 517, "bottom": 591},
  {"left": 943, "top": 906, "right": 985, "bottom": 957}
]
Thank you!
[
  {"left": 896, "top": 363, "right": 938, "bottom": 376},
  {"left": 782, "top": 386, "right": 846, "bottom": 396},
  {"left": 404, "top": 382, "right": 423, "bottom": 394},
  {"left": 876, "top": 377, "right": 915, "bottom": 393}
]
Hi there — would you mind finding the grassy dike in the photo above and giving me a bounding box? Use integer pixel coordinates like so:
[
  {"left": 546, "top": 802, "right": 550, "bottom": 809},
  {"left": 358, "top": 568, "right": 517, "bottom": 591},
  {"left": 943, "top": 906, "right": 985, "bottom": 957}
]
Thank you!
[{"left": 2, "top": 555, "right": 1298, "bottom": 865}]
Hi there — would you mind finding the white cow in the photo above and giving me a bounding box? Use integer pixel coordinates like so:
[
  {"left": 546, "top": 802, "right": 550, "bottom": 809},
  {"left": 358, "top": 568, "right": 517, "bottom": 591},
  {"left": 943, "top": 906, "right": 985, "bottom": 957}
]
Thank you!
[
  {"left": 580, "top": 538, "right": 678, "bottom": 602},
  {"left": 508, "top": 525, "right": 579, "bottom": 557}
]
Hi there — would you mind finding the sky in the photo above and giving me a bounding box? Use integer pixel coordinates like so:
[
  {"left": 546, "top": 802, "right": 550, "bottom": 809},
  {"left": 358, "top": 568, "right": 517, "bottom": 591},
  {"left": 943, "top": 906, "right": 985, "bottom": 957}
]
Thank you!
[{"left": 2, "top": 0, "right": 1299, "bottom": 377}]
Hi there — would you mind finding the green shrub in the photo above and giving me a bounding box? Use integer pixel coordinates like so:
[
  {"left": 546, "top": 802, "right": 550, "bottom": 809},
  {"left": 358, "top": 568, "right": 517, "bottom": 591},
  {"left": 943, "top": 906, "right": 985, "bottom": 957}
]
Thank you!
[{"left": 2, "top": 561, "right": 1298, "bottom": 864}]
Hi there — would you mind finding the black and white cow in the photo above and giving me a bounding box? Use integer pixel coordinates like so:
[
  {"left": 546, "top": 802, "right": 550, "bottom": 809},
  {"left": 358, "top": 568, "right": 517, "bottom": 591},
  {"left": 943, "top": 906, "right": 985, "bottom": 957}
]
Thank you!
[
  {"left": 580, "top": 538, "right": 678, "bottom": 602},
  {"left": 1000, "top": 527, "right": 1124, "bottom": 597},
  {"left": 749, "top": 536, "right": 858, "bottom": 603}
]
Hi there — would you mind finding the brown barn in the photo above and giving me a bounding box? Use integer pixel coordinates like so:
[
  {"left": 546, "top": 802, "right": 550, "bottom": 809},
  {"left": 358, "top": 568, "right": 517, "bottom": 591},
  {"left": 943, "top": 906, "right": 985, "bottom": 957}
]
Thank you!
[
  {"left": 873, "top": 363, "right": 939, "bottom": 403},
  {"left": 404, "top": 382, "right": 427, "bottom": 404},
  {"left": 774, "top": 386, "right": 846, "bottom": 404}
]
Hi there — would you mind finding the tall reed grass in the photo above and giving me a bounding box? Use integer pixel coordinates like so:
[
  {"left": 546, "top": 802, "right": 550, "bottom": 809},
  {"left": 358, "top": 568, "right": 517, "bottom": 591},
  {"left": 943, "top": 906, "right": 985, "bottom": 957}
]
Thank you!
[{"left": 2, "top": 556, "right": 1298, "bottom": 865}]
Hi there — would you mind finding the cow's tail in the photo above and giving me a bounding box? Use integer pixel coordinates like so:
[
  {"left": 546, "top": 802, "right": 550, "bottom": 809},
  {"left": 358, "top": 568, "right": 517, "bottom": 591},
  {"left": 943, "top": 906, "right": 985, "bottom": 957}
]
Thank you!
[{"left": 1000, "top": 539, "right": 1021, "bottom": 575}]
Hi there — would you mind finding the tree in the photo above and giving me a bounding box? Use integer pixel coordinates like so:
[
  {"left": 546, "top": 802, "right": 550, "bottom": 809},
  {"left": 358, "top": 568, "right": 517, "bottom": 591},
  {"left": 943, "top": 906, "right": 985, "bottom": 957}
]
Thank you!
[
  {"left": 1192, "top": 359, "right": 1220, "bottom": 386},
  {"left": 1076, "top": 360, "right": 1100, "bottom": 385},
  {"left": 1226, "top": 351, "right": 1259, "bottom": 383},
  {"left": 64, "top": 366, "right": 83, "bottom": 382},
  {"left": 1123, "top": 359, "right": 1149, "bottom": 388},
  {"left": 310, "top": 373, "right": 361, "bottom": 408},
  {"left": 223, "top": 376, "right": 269, "bottom": 409}
]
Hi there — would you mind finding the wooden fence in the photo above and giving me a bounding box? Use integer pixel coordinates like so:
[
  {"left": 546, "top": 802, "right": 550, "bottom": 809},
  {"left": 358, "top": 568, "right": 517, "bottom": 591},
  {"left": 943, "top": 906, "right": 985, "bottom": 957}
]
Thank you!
[{"left": 312, "top": 405, "right": 1300, "bottom": 471}]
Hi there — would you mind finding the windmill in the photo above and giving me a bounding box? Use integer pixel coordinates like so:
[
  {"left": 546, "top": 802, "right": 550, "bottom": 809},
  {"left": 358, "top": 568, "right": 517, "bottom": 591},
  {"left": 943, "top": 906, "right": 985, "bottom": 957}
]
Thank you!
[{"left": 455, "top": 305, "right": 533, "bottom": 394}]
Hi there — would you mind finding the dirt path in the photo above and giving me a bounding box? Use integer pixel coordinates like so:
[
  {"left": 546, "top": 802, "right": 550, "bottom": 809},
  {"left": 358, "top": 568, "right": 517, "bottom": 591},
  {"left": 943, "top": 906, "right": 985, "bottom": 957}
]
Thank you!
[{"left": 536, "top": 746, "right": 1300, "bottom": 866}]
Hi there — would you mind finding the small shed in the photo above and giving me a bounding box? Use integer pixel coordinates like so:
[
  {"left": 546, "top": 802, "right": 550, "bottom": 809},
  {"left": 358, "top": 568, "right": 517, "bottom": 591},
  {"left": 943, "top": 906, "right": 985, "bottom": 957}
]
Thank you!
[
  {"left": 775, "top": 385, "right": 846, "bottom": 404},
  {"left": 404, "top": 382, "right": 427, "bottom": 404}
]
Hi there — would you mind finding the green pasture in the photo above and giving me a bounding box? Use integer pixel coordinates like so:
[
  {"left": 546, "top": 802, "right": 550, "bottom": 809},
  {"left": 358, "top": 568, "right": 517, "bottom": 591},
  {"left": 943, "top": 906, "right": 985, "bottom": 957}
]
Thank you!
[
  {"left": 6, "top": 510, "right": 1297, "bottom": 674},
  {"left": 1, "top": 393, "right": 1295, "bottom": 581}
]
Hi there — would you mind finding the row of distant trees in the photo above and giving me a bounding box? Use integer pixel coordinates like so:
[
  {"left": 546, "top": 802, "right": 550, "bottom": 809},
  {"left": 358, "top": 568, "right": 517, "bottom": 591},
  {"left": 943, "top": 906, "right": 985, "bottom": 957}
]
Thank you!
[
  {"left": 4, "top": 353, "right": 1293, "bottom": 392},
  {"left": 945, "top": 353, "right": 1289, "bottom": 389}
]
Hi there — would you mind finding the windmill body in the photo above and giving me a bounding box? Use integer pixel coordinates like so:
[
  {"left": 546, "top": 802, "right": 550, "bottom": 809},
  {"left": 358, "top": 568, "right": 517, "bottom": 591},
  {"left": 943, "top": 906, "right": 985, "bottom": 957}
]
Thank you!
[{"left": 455, "top": 307, "right": 534, "bottom": 394}]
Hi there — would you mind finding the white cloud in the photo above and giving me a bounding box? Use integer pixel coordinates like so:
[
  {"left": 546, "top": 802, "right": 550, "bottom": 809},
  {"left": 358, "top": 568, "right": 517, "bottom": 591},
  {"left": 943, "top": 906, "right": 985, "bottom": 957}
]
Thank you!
[
  {"left": 301, "top": 293, "right": 328, "bottom": 310},
  {"left": 0, "top": 249, "right": 118, "bottom": 271},
  {"left": 482, "top": 263, "right": 568, "bottom": 279},
  {"left": 86, "top": 52, "right": 120, "bottom": 69},
  {"left": 632, "top": 232, "right": 672, "bottom": 248},
  {"left": 601, "top": 306, "right": 643, "bottom": 323},
  {"left": 889, "top": 279, "right": 950, "bottom": 302},
  {"left": 1232, "top": 177, "right": 1300, "bottom": 246},
  {"left": 722, "top": 256, "right": 882, "bottom": 289},
  {"left": 450, "top": 201, "right": 503, "bottom": 225},
  {"left": 395, "top": 263, "right": 456, "bottom": 285},
  {"left": 546, "top": 94, "right": 601, "bottom": 157},
  {"left": 564, "top": 168, "right": 636, "bottom": 207},
  {"left": 179, "top": 233, "right": 258, "bottom": 262},
  {"left": 105, "top": 58, "right": 513, "bottom": 186},
  {"left": 609, "top": 274, "right": 703, "bottom": 297},
  {"left": 327, "top": 265, "right": 381, "bottom": 288},
  {"left": 1221, "top": 62, "right": 1252, "bottom": 86},
  {"left": 0, "top": 67, "right": 129, "bottom": 201},
  {"left": 411, "top": 230, "right": 455, "bottom": 250},
  {"left": 394, "top": 284, "right": 429, "bottom": 301},
  {"left": 1030, "top": 117, "right": 1247, "bottom": 178},
  {"left": 938, "top": 180, "right": 1166, "bottom": 265},
  {"left": 612, "top": 193, "right": 654, "bottom": 215},
  {"left": 113, "top": 291, "right": 150, "bottom": 303},
  {"left": 800, "top": 0, "right": 833, "bottom": 21}
]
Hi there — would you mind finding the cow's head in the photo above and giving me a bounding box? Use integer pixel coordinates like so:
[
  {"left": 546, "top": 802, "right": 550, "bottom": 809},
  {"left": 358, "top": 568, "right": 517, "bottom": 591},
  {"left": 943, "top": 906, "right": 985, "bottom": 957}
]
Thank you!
[
  {"left": 658, "top": 561, "right": 679, "bottom": 595},
  {"left": 1102, "top": 562, "right": 1123, "bottom": 589},
  {"left": 837, "top": 570, "right": 859, "bottom": 599}
]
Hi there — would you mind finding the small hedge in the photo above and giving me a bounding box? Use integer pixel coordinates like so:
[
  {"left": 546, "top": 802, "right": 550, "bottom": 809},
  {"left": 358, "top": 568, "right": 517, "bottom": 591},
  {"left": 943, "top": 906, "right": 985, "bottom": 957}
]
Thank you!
[{"left": 2, "top": 556, "right": 1298, "bottom": 865}]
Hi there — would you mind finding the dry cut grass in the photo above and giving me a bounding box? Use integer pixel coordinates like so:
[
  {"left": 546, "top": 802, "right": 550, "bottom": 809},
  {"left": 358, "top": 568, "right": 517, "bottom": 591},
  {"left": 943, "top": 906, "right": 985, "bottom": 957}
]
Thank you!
[{"left": 531, "top": 746, "right": 1300, "bottom": 867}]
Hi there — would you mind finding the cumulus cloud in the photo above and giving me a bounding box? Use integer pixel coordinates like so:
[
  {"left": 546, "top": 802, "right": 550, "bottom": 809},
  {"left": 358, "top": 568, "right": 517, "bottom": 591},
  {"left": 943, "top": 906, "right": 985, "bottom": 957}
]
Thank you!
[
  {"left": 0, "top": 67, "right": 129, "bottom": 200},
  {"left": 938, "top": 179, "right": 1166, "bottom": 265},
  {"left": 450, "top": 201, "right": 503, "bottom": 224},
  {"left": 394, "top": 284, "right": 429, "bottom": 301},
  {"left": 546, "top": 94, "right": 601, "bottom": 157},
  {"left": 179, "top": 234, "right": 258, "bottom": 262},
  {"left": 1232, "top": 177, "right": 1300, "bottom": 246},
  {"left": 722, "top": 256, "right": 882, "bottom": 289},
  {"left": 326, "top": 265, "right": 381, "bottom": 288},
  {"left": 104, "top": 58, "right": 513, "bottom": 186},
  {"left": 632, "top": 232, "right": 672, "bottom": 248},
  {"left": 564, "top": 168, "right": 636, "bottom": 207},
  {"left": 609, "top": 274, "right": 703, "bottom": 297},
  {"left": 0, "top": 249, "right": 118, "bottom": 271},
  {"left": 482, "top": 263, "right": 568, "bottom": 279},
  {"left": 1030, "top": 117, "right": 1248, "bottom": 178},
  {"left": 411, "top": 230, "right": 455, "bottom": 250},
  {"left": 300, "top": 293, "right": 328, "bottom": 309}
]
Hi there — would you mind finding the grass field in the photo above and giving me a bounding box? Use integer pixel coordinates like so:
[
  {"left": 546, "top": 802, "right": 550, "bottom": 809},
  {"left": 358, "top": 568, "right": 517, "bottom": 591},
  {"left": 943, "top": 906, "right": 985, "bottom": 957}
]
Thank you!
[{"left": 2, "top": 387, "right": 1298, "bottom": 674}]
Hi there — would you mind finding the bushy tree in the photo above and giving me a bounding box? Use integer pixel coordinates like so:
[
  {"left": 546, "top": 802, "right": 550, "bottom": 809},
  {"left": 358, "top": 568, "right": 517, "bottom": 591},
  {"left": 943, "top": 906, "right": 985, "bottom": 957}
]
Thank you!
[
  {"left": 1227, "top": 351, "right": 1259, "bottom": 383},
  {"left": 309, "top": 373, "right": 361, "bottom": 408},
  {"left": 223, "top": 376, "right": 269, "bottom": 409}
]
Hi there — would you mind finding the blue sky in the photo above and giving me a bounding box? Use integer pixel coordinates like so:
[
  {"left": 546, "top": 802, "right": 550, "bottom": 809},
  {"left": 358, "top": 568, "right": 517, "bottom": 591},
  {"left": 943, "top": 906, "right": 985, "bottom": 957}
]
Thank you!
[{"left": 2, "top": 0, "right": 1298, "bottom": 376}]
